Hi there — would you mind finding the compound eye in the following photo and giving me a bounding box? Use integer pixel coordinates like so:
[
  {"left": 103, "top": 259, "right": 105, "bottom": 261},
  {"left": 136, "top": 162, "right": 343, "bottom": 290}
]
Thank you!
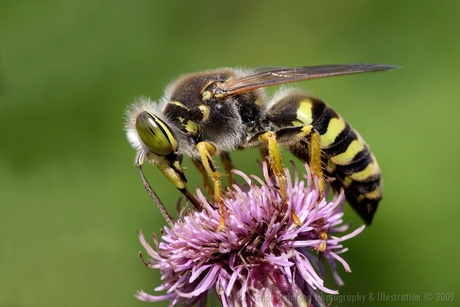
[{"left": 135, "top": 111, "right": 178, "bottom": 156}]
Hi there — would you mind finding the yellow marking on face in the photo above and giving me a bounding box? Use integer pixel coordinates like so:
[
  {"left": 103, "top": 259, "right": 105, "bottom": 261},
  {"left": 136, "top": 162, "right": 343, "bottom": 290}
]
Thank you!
[
  {"left": 350, "top": 161, "right": 380, "bottom": 181},
  {"left": 330, "top": 140, "right": 365, "bottom": 165},
  {"left": 178, "top": 117, "right": 185, "bottom": 123},
  {"left": 320, "top": 117, "right": 346, "bottom": 147},
  {"left": 198, "top": 105, "right": 210, "bottom": 121},
  {"left": 254, "top": 98, "right": 263, "bottom": 106},
  {"left": 296, "top": 99, "right": 314, "bottom": 125}
]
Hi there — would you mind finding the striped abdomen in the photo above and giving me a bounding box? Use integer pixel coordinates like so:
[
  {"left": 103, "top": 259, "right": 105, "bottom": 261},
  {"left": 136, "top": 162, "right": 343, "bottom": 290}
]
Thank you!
[{"left": 266, "top": 91, "right": 381, "bottom": 224}]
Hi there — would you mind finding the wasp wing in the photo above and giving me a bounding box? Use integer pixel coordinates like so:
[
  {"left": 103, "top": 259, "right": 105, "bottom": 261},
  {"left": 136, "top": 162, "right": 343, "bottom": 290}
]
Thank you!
[{"left": 219, "top": 64, "right": 398, "bottom": 95}]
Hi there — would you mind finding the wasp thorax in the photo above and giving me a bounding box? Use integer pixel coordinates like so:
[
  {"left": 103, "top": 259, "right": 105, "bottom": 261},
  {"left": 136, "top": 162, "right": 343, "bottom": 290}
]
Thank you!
[{"left": 135, "top": 111, "right": 178, "bottom": 156}]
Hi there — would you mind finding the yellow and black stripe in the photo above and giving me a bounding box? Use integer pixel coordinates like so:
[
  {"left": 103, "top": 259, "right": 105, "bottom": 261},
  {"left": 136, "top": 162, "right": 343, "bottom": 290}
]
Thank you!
[{"left": 267, "top": 91, "right": 381, "bottom": 224}]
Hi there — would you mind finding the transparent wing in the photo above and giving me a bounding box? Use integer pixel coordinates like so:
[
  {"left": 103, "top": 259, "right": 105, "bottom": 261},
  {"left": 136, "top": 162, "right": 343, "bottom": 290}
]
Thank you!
[{"left": 218, "top": 64, "right": 398, "bottom": 95}]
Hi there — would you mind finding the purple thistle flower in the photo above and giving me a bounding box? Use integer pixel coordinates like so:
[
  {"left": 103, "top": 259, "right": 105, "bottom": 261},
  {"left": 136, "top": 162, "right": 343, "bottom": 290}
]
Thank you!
[{"left": 136, "top": 162, "right": 365, "bottom": 307}]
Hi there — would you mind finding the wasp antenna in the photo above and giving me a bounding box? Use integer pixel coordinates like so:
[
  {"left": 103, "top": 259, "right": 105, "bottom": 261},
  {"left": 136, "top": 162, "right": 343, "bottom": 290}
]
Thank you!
[{"left": 136, "top": 165, "right": 175, "bottom": 228}]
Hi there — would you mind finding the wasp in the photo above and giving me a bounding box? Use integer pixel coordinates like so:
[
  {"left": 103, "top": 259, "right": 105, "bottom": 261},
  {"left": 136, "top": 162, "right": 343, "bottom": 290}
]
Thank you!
[{"left": 126, "top": 64, "right": 397, "bottom": 229}]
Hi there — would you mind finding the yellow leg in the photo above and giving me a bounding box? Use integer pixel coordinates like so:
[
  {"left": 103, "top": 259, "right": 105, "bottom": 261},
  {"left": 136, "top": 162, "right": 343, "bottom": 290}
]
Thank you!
[
  {"left": 266, "top": 132, "right": 286, "bottom": 201},
  {"left": 196, "top": 142, "right": 226, "bottom": 231},
  {"left": 308, "top": 127, "right": 324, "bottom": 198},
  {"left": 259, "top": 146, "right": 276, "bottom": 180},
  {"left": 292, "top": 125, "right": 324, "bottom": 198},
  {"left": 257, "top": 132, "right": 301, "bottom": 226}
]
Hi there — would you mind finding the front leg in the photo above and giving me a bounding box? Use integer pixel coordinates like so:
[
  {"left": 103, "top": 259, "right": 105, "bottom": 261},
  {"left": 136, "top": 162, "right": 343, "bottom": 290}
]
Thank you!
[{"left": 192, "top": 152, "right": 235, "bottom": 199}]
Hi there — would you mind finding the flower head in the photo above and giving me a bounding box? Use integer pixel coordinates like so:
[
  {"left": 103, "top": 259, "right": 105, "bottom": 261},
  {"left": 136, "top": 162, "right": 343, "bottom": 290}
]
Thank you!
[{"left": 136, "top": 162, "right": 365, "bottom": 307}]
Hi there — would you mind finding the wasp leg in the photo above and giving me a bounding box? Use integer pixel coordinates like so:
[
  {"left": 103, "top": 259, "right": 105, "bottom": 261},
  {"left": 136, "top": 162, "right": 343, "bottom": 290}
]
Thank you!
[
  {"left": 192, "top": 159, "right": 214, "bottom": 197},
  {"left": 249, "top": 131, "right": 301, "bottom": 226},
  {"left": 220, "top": 152, "right": 235, "bottom": 188},
  {"left": 272, "top": 126, "right": 329, "bottom": 252},
  {"left": 135, "top": 151, "right": 202, "bottom": 211},
  {"left": 196, "top": 142, "right": 226, "bottom": 231},
  {"left": 274, "top": 125, "right": 325, "bottom": 199},
  {"left": 259, "top": 146, "right": 276, "bottom": 180}
]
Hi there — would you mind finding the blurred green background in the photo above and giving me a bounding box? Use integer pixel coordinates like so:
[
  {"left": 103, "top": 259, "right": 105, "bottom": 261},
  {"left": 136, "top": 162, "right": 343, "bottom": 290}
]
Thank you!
[{"left": 1, "top": 1, "right": 459, "bottom": 306}]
